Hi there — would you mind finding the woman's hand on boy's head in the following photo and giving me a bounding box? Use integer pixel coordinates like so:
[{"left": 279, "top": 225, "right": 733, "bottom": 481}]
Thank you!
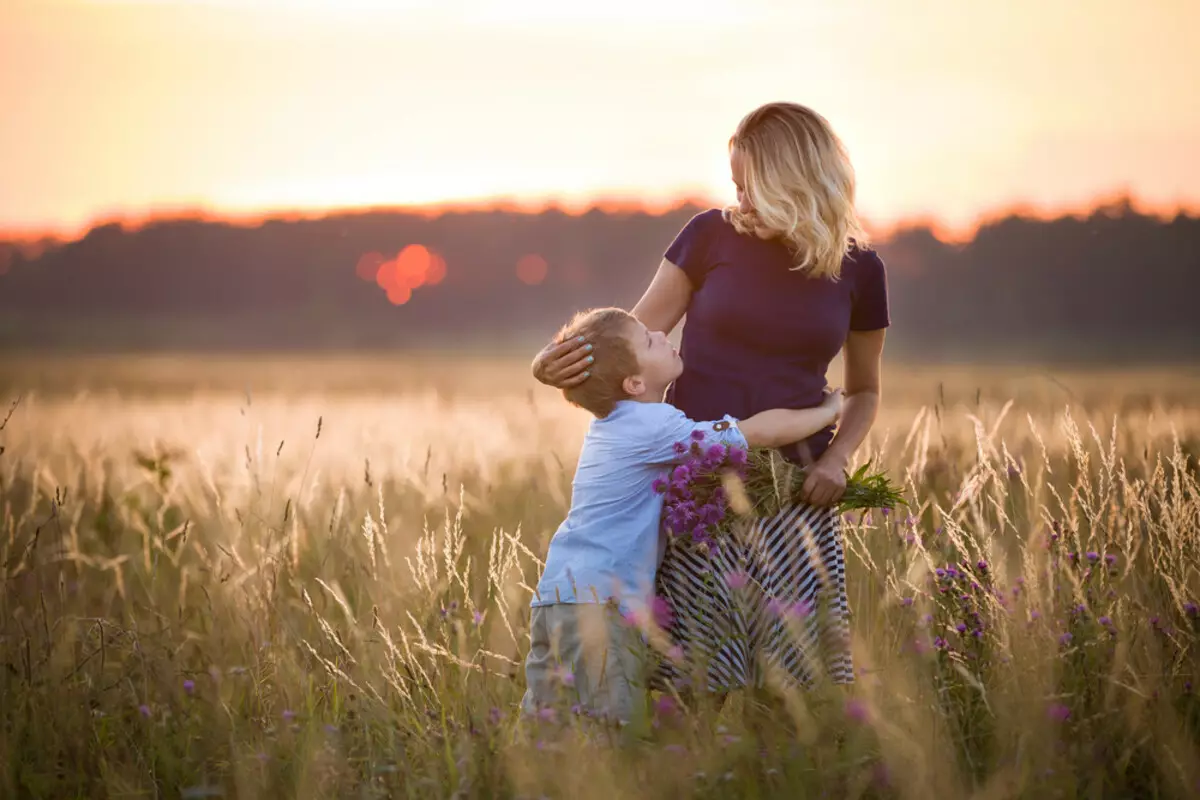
[{"left": 532, "top": 336, "right": 594, "bottom": 389}]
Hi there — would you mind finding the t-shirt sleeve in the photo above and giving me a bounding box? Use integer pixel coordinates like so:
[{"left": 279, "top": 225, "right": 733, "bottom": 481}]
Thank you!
[
  {"left": 663, "top": 209, "right": 718, "bottom": 288},
  {"left": 640, "top": 408, "right": 748, "bottom": 466},
  {"left": 849, "top": 247, "right": 891, "bottom": 331}
]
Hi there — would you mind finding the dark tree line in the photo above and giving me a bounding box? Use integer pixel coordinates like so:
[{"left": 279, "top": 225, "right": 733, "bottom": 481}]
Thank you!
[{"left": 1, "top": 199, "right": 1196, "bottom": 361}]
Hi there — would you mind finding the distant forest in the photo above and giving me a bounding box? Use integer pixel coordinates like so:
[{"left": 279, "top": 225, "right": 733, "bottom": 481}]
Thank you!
[{"left": 1, "top": 198, "right": 1197, "bottom": 362}]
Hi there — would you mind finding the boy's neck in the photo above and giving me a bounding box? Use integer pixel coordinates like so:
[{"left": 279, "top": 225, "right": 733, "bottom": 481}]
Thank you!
[{"left": 626, "top": 383, "right": 669, "bottom": 405}]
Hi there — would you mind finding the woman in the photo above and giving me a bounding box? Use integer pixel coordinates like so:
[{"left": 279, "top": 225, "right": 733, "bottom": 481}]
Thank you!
[{"left": 531, "top": 102, "right": 889, "bottom": 696}]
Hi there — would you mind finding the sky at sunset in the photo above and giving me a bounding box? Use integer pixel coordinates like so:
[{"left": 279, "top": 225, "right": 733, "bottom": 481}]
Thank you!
[{"left": 2, "top": 0, "right": 1198, "bottom": 238}]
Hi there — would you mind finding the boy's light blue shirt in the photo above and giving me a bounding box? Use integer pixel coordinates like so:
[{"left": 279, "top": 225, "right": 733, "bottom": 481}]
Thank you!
[{"left": 533, "top": 400, "right": 747, "bottom": 617}]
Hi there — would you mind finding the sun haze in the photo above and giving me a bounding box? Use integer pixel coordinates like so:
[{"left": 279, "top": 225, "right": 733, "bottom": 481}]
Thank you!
[{"left": 2, "top": 0, "right": 1198, "bottom": 237}]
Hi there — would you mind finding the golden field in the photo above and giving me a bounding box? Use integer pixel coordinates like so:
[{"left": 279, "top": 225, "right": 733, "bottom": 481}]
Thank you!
[{"left": 1, "top": 354, "right": 1199, "bottom": 798}]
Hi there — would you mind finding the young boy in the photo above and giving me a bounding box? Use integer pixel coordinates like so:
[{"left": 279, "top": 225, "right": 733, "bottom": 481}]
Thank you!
[{"left": 522, "top": 307, "right": 842, "bottom": 725}]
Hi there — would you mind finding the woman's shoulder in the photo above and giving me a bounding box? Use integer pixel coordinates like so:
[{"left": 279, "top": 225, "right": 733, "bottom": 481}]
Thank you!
[
  {"left": 846, "top": 239, "right": 882, "bottom": 261},
  {"left": 843, "top": 240, "right": 886, "bottom": 275}
]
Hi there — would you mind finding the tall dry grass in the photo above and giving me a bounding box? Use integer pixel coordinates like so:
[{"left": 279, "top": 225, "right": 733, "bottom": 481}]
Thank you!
[{"left": 1, "top": 357, "right": 1199, "bottom": 798}]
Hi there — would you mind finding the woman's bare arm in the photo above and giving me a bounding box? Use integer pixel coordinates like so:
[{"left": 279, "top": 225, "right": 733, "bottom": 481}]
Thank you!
[
  {"left": 799, "top": 328, "right": 886, "bottom": 506},
  {"left": 631, "top": 259, "right": 692, "bottom": 335}
]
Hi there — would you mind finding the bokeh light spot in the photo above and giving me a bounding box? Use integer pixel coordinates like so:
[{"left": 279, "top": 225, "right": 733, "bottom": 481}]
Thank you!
[
  {"left": 516, "top": 253, "right": 548, "bottom": 286},
  {"left": 425, "top": 252, "right": 447, "bottom": 286},
  {"left": 356, "top": 251, "right": 385, "bottom": 282},
  {"left": 375, "top": 257, "right": 398, "bottom": 290},
  {"left": 386, "top": 282, "right": 412, "bottom": 306},
  {"left": 394, "top": 244, "right": 432, "bottom": 289}
]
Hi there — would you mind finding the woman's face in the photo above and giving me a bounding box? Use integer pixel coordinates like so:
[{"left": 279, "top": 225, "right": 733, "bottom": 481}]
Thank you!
[{"left": 730, "top": 146, "right": 752, "bottom": 214}]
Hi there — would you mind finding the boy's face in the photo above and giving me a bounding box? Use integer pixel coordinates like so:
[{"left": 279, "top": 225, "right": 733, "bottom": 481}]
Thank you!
[{"left": 622, "top": 319, "right": 683, "bottom": 399}]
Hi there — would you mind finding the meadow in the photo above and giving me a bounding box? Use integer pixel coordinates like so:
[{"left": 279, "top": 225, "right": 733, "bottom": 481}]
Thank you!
[{"left": 2, "top": 354, "right": 1199, "bottom": 799}]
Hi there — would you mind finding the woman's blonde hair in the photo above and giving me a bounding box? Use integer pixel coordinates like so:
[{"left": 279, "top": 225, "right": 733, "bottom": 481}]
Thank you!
[{"left": 725, "top": 102, "right": 868, "bottom": 280}]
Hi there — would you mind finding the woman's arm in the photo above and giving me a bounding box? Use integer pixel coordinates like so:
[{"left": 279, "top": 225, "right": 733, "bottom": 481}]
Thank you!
[
  {"left": 738, "top": 390, "right": 843, "bottom": 449},
  {"left": 798, "top": 329, "right": 886, "bottom": 506},
  {"left": 631, "top": 259, "right": 692, "bottom": 335},
  {"left": 531, "top": 259, "right": 692, "bottom": 388}
]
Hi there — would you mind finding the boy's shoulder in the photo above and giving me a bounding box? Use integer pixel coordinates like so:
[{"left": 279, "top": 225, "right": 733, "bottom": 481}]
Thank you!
[
  {"left": 612, "top": 401, "right": 688, "bottom": 425},
  {"left": 586, "top": 402, "right": 685, "bottom": 442}
]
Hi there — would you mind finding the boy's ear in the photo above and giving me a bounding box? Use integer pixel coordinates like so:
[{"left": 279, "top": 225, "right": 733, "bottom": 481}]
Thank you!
[{"left": 622, "top": 374, "right": 646, "bottom": 398}]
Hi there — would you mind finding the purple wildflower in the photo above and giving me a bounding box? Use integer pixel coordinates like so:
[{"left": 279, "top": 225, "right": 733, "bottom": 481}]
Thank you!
[
  {"left": 672, "top": 441, "right": 687, "bottom": 455},
  {"left": 976, "top": 560, "right": 988, "bottom": 573},
  {"left": 1105, "top": 553, "right": 1117, "bottom": 566},
  {"left": 901, "top": 597, "right": 913, "bottom": 607},
  {"left": 1086, "top": 551, "right": 1099, "bottom": 563},
  {"left": 1185, "top": 602, "right": 1198, "bottom": 617},
  {"left": 956, "top": 623, "right": 967, "bottom": 634},
  {"left": 489, "top": 707, "right": 502, "bottom": 725},
  {"left": 1059, "top": 632, "right": 1073, "bottom": 646},
  {"left": 651, "top": 595, "right": 674, "bottom": 628},
  {"left": 690, "top": 429, "right": 706, "bottom": 442},
  {"left": 138, "top": 704, "right": 152, "bottom": 718},
  {"left": 724, "top": 571, "right": 749, "bottom": 590},
  {"left": 1030, "top": 610, "right": 1041, "bottom": 621},
  {"left": 654, "top": 695, "right": 679, "bottom": 718},
  {"left": 537, "top": 707, "right": 556, "bottom": 724},
  {"left": 183, "top": 679, "right": 195, "bottom": 695},
  {"left": 933, "top": 636, "right": 947, "bottom": 649},
  {"left": 766, "top": 597, "right": 788, "bottom": 617},
  {"left": 282, "top": 709, "right": 296, "bottom": 722},
  {"left": 652, "top": 478, "right": 668, "bottom": 494},
  {"left": 1099, "top": 616, "right": 1113, "bottom": 627},
  {"left": 935, "top": 568, "right": 946, "bottom": 579},
  {"left": 844, "top": 698, "right": 870, "bottom": 723},
  {"left": 873, "top": 761, "right": 893, "bottom": 788},
  {"left": 789, "top": 599, "right": 812, "bottom": 619},
  {"left": 664, "top": 744, "right": 687, "bottom": 755},
  {"left": 473, "top": 610, "right": 484, "bottom": 626},
  {"left": 1047, "top": 703, "right": 1071, "bottom": 722}
]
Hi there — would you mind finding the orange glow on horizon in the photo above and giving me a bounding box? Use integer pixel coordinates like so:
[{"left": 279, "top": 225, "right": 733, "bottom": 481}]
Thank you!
[
  {"left": 1, "top": 191, "right": 1193, "bottom": 255},
  {"left": 4, "top": 1, "right": 1198, "bottom": 245}
]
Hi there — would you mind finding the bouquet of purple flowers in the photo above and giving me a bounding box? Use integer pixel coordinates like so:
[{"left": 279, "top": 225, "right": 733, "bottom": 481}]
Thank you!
[{"left": 653, "top": 430, "right": 906, "bottom": 552}]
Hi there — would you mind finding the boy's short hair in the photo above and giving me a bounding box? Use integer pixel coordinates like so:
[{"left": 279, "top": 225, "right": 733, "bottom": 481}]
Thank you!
[{"left": 555, "top": 307, "right": 640, "bottom": 418}]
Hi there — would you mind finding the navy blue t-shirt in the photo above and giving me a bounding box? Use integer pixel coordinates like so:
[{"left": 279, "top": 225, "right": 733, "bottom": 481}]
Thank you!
[{"left": 663, "top": 208, "right": 890, "bottom": 465}]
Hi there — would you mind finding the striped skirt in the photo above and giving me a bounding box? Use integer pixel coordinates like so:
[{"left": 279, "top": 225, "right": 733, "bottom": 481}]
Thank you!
[{"left": 651, "top": 502, "right": 853, "bottom": 692}]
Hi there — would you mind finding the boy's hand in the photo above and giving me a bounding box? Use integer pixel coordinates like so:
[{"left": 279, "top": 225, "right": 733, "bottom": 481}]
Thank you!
[{"left": 821, "top": 387, "right": 845, "bottom": 418}]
